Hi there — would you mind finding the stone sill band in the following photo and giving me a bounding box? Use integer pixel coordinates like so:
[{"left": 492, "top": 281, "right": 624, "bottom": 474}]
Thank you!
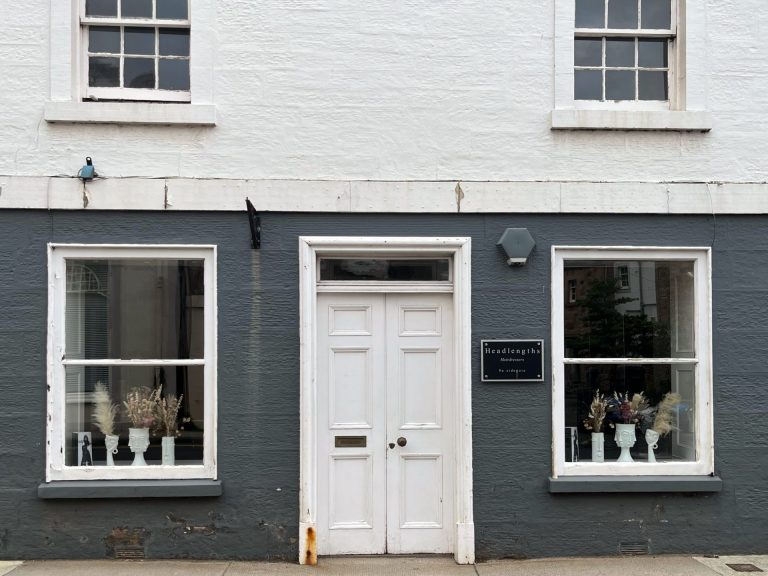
[
  {"left": 37, "top": 479, "right": 222, "bottom": 499},
  {"left": 551, "top": 110, "right": 713, "bottom": 131},
  {"left": 548, "top": 475, "right": 723, "bottom": 493},
  {"left": 44, "top": 102, "right": 217, "bottom": 126}
]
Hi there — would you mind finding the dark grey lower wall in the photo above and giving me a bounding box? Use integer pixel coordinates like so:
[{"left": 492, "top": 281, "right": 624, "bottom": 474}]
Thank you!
[{"left": 0, "top": 210, "right": 765, "bottom": 560}]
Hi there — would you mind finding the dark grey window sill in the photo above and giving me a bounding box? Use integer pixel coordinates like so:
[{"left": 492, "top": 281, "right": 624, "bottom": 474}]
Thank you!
[
  {"left": 548, "top": 475, "right": 722, "bottom": 493},
  {"left": 38, "top": 479, "right": 222, "bottom": 499}
]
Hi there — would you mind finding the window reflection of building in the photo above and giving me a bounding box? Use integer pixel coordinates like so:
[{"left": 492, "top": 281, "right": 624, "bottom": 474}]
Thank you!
[
  {"left": 564, "top": 261, "right": 669, "bottom": 357},
  {"left": 562, "top": 259, "right": 696, "bottom": 464},
  {"left": 64, "top": 259, "right": 205, "bottom": 466}
]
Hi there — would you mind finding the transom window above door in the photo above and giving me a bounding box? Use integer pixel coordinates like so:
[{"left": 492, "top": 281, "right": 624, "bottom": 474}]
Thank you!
[
  {"left": 319, "top": 258, "right": 451, "bottom": 282},
  {"left": 574, "top": 0, "right": 674, "bottom": 103}
]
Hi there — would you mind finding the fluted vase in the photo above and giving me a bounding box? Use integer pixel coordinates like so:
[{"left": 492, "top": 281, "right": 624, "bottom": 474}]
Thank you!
[
  {"left": 128, "top": 427, "right": 150, "bottom": 466},
  {"left": 591, "top": 432, "right": 605, "bottom": 463},
  {"left": 162, "top": 436, "right": 175, "bottom": 466},
  {"left": 615, "top": 423, "right": 637, "bottom": 463}
]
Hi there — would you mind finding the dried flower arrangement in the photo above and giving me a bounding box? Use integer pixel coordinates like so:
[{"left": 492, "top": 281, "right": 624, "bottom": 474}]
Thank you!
[
  {"left": 612, "top": 391, "right": 649, "bottom": 426},
  {"left": 92, "top": 382, "right": 118, "bottom": 436},
  {"left": 154, "top": 387, "right": 188, "bottom": 438},
  {"left": 651, "top": 392, "right": 682, "bottom": 436},
  {"left": 123, "top": 387, "right": 158, "bottom": 429},
  {"left": 583, "top": 390, "right": 608, "bottom": 432}
]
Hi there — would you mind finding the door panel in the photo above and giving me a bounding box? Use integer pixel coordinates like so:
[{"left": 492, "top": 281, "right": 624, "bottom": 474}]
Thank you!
[
  {"left": 400, "top": 305, "right": 442, "bottom": 336},
  {"left": 329, "top": 454, "right": 374, "bottom": 529},
  {"left": 329, "top": 348, "right": 372, "bottom": 428},
  {"left": 386, "top": 294, "right": 453, "bottom": 554},
  {"left": 317, "top": 292, "right": 453, "bottom": 556},
  {"left": 400, "top": 454, "right": 443, "bottom": 528},
  {"left": 317, "top": 294, "right": 386, "bottom": 555},
  {"left": 399, "top": 348, "right": 442, "bottom": 428},
  {"left": 329, "top": 305, "right": 373, "bottom": 336}
]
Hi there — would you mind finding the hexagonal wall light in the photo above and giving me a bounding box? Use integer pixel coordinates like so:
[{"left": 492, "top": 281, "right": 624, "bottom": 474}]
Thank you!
[{"left": 497, "top": 228, "right": 535, "bottom": 266}]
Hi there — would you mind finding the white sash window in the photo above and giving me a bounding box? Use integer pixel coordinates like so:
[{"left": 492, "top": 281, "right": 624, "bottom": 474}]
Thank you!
[
  {"left": 46, "top": 245, "right": 217, "bottom": 481},
  {"left": 552, "top": 247, "right": 713, "bottom": 477}
]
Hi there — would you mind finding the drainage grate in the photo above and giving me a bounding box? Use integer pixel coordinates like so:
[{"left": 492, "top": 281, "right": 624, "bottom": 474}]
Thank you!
[
  {"left": 114, "top": 545, "right": 146, "bottom": 560},
  {"left": 618, "top": 541, "right": 650, "bottom": 556},
  {"left": 726, "top": 564, "right": 763, "bottom": 573}
]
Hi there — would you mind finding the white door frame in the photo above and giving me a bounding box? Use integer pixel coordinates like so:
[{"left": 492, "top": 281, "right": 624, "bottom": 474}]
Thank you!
[{"left": 298, "top": 236, "right": 474, "bottom": 565}]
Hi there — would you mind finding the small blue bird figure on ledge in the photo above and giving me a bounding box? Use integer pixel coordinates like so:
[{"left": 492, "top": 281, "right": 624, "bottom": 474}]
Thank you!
[{"left": 78, "top": 157, "right": 96, "bottom": 180}]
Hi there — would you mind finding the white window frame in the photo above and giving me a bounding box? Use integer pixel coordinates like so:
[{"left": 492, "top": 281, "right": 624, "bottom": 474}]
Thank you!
[
  {"left": 45, "top": 0, "right": 216, "bottom": 125},
  {"left": 552, "top": 0, "right": 711, "bottom": 130},
  {"left": 551, "top": 246, "right": 713, "bottom": 477},
  {"left": 46, "top": 244, "right": 218, "bottom": 481},
  {"left": 81, "top": 0, "right": 191, "bottom": 103},
  {"left": 573, "top": 0, "right": 678, "bottom": 110},
  {"left": 615, "top": 264, "right": 631, "bottom": 289}
]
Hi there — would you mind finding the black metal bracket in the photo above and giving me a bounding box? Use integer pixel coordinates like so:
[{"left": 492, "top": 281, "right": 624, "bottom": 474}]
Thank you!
[{"left": 245, "top": 198, "right": 261, "bottom": 249}]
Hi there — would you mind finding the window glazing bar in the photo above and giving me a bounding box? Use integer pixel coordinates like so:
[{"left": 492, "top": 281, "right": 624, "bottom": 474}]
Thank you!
[
  {"left": 61, "top": 359, "right": 205, "bottom": 366},
  {"left": 562, "top": 358, "right": 697, "bottom": 364}
]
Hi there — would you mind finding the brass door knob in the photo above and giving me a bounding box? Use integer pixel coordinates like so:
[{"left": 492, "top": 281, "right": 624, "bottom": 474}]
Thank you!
[{"left": 396, "top": 436, "right": 407, "bottom": 447}]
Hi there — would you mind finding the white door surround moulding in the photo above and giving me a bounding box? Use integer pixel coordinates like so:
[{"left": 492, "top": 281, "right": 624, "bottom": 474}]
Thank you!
[
  {"left": 298, "top": 236, "right": 474, "bottom": 565},
  {"left": 2, "top": 177, "right": 768, "bottom": 214}
]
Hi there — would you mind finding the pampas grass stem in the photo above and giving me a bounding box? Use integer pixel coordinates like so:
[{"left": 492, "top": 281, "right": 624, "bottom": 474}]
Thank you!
[{"left": 92, "top": 382, "right": 118, "bottom": 436}]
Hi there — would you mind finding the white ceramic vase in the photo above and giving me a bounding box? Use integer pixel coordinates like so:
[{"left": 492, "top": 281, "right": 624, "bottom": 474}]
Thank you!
[
  {"left": 128, "top": 427, "right": 150, "bottom": 466},
  {"left": 162, "top": 436, "right": 175, "bottom": 466},
  {"left": 645, "top": 429, "right": 660, "bottom": 463},
  {"left": 615, "top": 423, "right": 637, "bottom": 463},
  {"left": 104, "top": 434, "right": 119, "bottom": 466},
  {"left": 591, "top": 432, "right": 605, "bottom": 463}
]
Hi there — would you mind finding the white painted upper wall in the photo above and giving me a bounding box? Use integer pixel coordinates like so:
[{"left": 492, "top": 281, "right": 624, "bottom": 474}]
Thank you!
[{"left": 0, "top": 0, "right": 765, "bottom": 183}]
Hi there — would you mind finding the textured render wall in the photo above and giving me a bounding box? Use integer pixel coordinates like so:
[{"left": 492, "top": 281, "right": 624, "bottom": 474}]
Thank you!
[
  {"left": 0, "top": 211, "right": 298, "bottom": 560},
  {"left": 1, "top": 210, "right": 767, "bottom": 559},
  {"left": 1, "top": 1, "right": 767, "bottom": 182}
]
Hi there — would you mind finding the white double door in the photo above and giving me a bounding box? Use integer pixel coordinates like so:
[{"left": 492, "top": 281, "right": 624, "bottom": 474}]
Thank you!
[{"left": 317, "top": 292, "right": 454, "bottom": 555}]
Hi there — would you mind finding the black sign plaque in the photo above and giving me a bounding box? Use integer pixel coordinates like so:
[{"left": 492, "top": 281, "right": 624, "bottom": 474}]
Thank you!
[{"left": 481, "top": 339, "right": 544, "bottom": 382}]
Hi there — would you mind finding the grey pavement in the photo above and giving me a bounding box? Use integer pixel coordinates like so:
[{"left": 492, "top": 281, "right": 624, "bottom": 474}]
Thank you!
[{"left": 2, "top": 555, "right": 766, "bottom": 576}]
